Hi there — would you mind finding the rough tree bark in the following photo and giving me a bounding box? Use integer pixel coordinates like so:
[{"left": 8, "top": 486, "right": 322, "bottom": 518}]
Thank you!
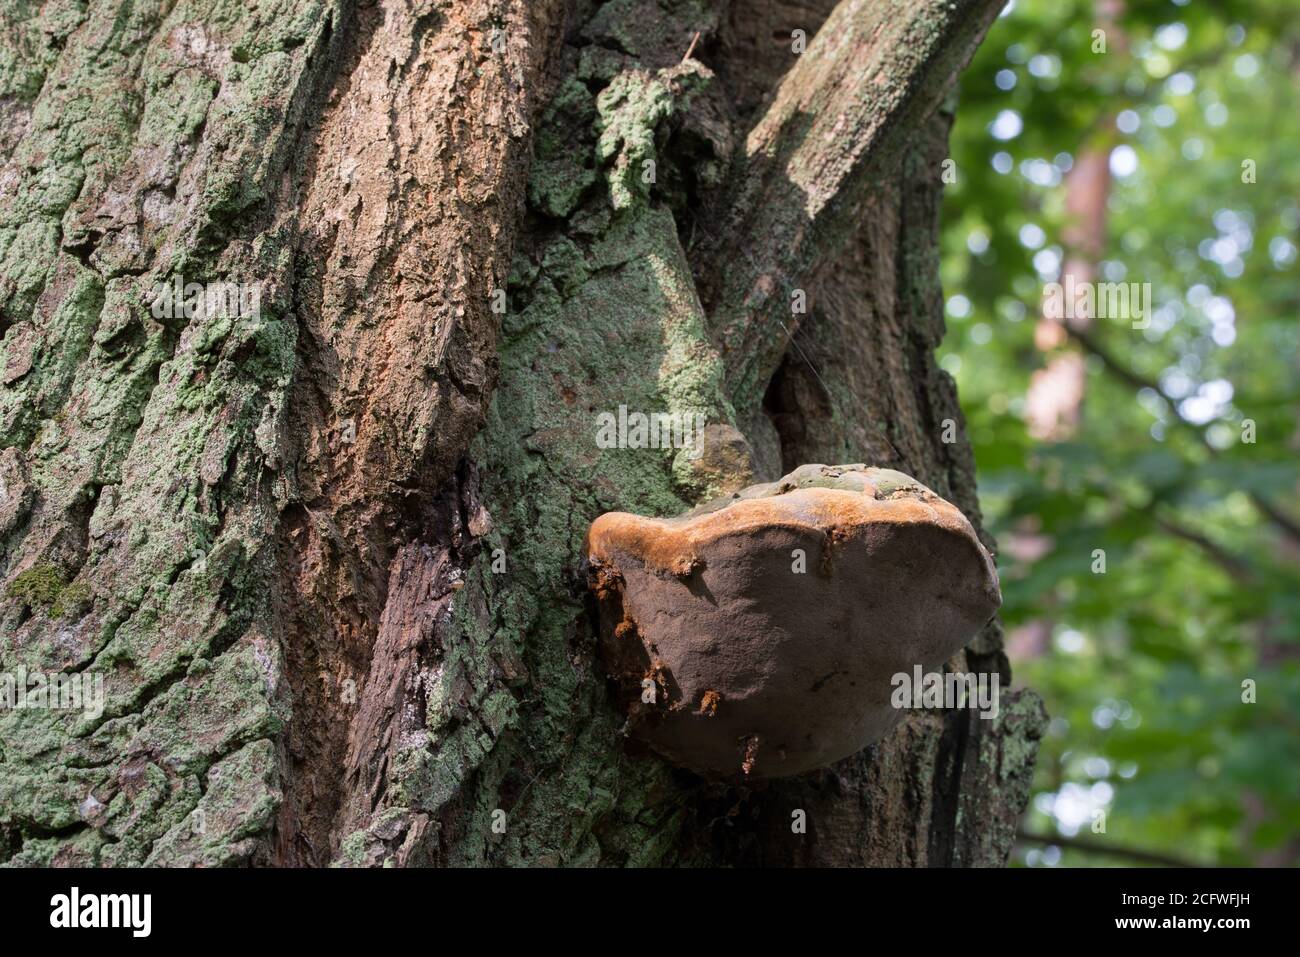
[{"left": 0, "top": 0, "right": 1045, "bottom": 867}]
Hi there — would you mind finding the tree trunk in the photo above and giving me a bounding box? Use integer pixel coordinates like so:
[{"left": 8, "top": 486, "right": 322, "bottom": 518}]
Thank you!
[{"left": 0, "top": 0, "right": 1045, "bottom": 868}]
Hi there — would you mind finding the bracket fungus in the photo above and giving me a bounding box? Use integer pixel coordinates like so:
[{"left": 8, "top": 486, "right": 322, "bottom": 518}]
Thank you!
[{"left": 584, "top": 464, "right": 1001, "bottom": 779}]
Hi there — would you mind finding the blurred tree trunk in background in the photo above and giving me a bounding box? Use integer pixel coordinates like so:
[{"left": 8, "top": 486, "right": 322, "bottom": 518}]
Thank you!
[
  {"left": 1024, "top": 0, "right": 1123, "bottom": 441},
  {"left": 0, "top": 0, "right": 1044, "bottom": 867}
]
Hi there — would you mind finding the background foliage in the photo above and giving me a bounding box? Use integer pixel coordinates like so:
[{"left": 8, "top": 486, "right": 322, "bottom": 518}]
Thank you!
[{"left": 944, "top": 0, "right": 1300, "bottom": 866}]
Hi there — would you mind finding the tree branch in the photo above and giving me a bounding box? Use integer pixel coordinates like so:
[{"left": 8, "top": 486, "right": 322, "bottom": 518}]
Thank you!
[
  {"left": 1154, "top": 512, "right": 1256, "bottom": 584},
  {"left": 1016, "top": 829, "right": 1199, "bottom": 868},
  {"left": 1067, "top": 325, "right": 1300, "bottom": 548},
  {"left": 694, "top": 0, "right": 1006, "bottom": 412}
]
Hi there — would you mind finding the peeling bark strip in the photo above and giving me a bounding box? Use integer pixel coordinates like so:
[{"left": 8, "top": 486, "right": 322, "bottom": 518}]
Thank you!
[
  {"left": 329, "top": 464, "right": 490, "bottom": 866},
  {"left": 697, "top": 0, "right": 1007, "bottom": 411},
  {"left": 1, "top": 0, "right": 1044, "bottom": 868}
]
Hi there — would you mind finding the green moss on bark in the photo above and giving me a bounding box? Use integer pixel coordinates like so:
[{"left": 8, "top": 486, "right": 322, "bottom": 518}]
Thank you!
[{"left": 6, "top": 564, "right": 66, "bottom": 608}]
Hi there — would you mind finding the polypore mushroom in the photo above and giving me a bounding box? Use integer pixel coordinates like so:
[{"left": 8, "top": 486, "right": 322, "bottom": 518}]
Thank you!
[{"left": 584, "top": 464, "right": 1001, "bottom": 779}]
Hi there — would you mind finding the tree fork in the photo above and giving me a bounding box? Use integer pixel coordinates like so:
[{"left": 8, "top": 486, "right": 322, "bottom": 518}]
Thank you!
[{"left": 695, "top": 0, "right": 1009, "bottom": 413}]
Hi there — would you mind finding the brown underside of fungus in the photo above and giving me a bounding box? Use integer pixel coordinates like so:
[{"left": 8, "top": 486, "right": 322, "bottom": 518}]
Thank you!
[{"left": 584, "top": 464, "right": 1002, "bottom": 780}]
